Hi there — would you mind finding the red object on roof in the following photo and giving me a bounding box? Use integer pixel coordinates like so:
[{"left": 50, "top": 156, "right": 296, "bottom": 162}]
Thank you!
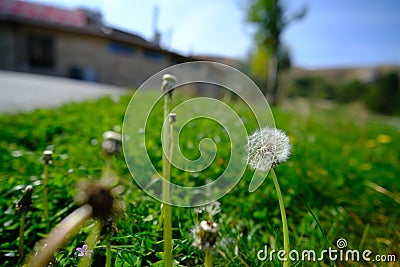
[{"left": 0, "top": 0, "right": 86, "bottom": 27}]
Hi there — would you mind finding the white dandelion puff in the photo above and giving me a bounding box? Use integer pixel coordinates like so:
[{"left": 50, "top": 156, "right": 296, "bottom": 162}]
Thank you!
[{"left": 246, "top": 127, "right": 291, "bottom": 172}]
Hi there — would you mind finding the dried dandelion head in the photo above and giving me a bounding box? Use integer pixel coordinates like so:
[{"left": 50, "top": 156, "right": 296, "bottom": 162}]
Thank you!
[
  {"left": 75, "top": 180, "right": 120, "bottom": 220},
  {"left": 191, "top": 220, "right": 219, "bottom": 251},
  {"left": 16, "top": 185, "right": 33, "bottom": 212},
  {"left": 192, "top": 201, "right": 220, "bottom": 251},
  {"left": 43, "top": 150, "right": 53, "bottom": 164},
  {"left": 246, "top": 127, "right": 291, "bottom": 172},
  {"left": 161, "top": 74, "right": 177, "bottom": 94}
]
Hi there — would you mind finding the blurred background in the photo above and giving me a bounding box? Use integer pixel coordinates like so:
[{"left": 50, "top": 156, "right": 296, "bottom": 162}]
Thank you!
[
  {"left": 1, "top": 0, "right": 399, "bottom": 114},
  {"left": 1, "top": 1, "right": 399, "bottom": 265}
]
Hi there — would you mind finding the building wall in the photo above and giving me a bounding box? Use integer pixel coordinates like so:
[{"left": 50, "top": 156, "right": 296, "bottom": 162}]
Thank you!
[
  {"left": 0, "top": 24, "right": 16, "bottom": 70},
  {"left": 55, "top": 30, "right": 175, "bottom": 87},
  {"left": 1, "top": 22, "right": 182, "bottom": 88}
]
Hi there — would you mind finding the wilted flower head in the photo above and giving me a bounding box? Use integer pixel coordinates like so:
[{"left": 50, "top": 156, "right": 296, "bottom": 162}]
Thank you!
[
  {"left": 102, "top": 131, "right": 122, "bottom": 155},
  {"left": 75, "top": 180, "right": 120, "bottom": 220},
  {"left": 161, "top": 74, "right": 177, "bottom": 94},
  {"left": 246, "top": 127, "right": 291, "bottom": 172},
  {"left": 16, "top": 185, "right": 33, "bottom": 212},
  {"left": 43, "top": 150, "right": 53, "bottom": 164},
  {"left": 169, "top": 113, "right": 177, "bottom": 123},
  {"left": 191, "top": 220, "right": 219, "bottom": 251}
]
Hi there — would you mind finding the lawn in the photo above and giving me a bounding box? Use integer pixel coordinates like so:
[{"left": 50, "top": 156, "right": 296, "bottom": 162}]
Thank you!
[{"left": 0, "top": 93, "right": 399, "bottom": 266}]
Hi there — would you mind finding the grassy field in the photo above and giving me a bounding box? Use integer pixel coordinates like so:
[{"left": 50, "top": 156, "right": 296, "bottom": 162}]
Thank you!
[{"left": 0, "top": 93, "right": 399, "bottom": 266}]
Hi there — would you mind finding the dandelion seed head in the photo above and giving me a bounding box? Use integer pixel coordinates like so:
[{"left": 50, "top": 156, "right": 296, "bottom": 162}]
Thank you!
[{"left": 246, "top": 127, "right": 291, "bottom": 172}]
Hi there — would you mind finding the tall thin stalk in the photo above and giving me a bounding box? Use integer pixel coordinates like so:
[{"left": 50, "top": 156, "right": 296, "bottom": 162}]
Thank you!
[
  {"left": 161, "top": 74, "right": 176, "bottom": 267},
  {"left": 18, "top": 212, "right": 26, "bottom": 261},
  {"left": 204, "top": 249, "right": 212, "bottom": 267},
  {"left": 162, "top": 93, "right": 173, "bottom": 266},
  {"left": 43, "top": 160, "right": 49, "bottom": 226},
  {"left": 106, "top": 237, "right": 112, "bottom": 267},
  {"left": 43, "top": 150, "right": 52, "bottom": 229},
  {"left": 104, "top": 156, "right": 112, "bottom": 179},
  {"left": 271, "top": 168, "right": 290, "bottom": 267},
  {"left": 16, "top": 185, "right": 33, "bottom": 263}
]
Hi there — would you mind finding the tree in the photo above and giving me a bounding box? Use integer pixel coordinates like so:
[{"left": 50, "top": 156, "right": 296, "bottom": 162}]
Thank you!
[{"left": 247, "top": 0, "right": 306, "bottom": 105}]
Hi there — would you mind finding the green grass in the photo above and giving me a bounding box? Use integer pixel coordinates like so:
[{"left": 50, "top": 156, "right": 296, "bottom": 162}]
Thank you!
[{"left": 0, "top": 94, "right": 399, "bottom": 266}]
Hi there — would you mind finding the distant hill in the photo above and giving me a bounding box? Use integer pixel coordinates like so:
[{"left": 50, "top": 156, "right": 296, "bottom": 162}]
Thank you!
[{"left": 291, "top": 65, "right": 400, "bottom": 83}]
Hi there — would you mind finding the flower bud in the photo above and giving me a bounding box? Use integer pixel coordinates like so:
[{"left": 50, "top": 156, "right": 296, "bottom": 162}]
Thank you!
[
  {"left": 102, "top": 131, "right": 122, "bottom": 155},
  {"left": 169, "top": 113, "right": 177, "bottom": 123},
  {"left": 16, "top": 185, "right": 33, "bottom": 212},
  {"left": 43, "top": 150, "right": 53, "bottom": 164},
  {"left": 161, "top": 74, "right": 177, "bottom": 94}
]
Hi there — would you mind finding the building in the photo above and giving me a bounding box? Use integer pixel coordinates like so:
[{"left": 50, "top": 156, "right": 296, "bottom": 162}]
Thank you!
[{"left": 0, "top": 0, "right": 191, "bottom": 88}]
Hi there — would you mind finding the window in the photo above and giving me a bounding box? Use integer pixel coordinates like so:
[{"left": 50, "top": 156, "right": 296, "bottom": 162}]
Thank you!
[
  {"left": 143, "top": 50, "right": 164, "bottom": 61},
  {"left": 108, "top": 42, "right": 135, "bottom": 54},
  {"left": 27, "top": 34, "right": 55, "bottom": 68}
]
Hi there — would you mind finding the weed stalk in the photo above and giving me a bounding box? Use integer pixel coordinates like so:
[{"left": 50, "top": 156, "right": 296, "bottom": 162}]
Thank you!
[
  {"left": 106, "top": 237, "right": 112, "bottom": 267},
  {"left": 16, "top": 185, "right": 33, "bottom": 263},
  {"left": 43, "top": 150, "right": 53, "bottom": 229},
  {"left": 271, "top": 168, "right": 290, "bottom": 267},
  {"left": 205, "top": 248, "right": 212, "bottom": 267},
  {"left": 162, "top": 93, "right": 172, "bottom": 266},
  {"left": 161, "top": 74, "right": 176, "bottom": 267},
  {"left": 18, "top": 211, "right": 26, "bottom": 261}
]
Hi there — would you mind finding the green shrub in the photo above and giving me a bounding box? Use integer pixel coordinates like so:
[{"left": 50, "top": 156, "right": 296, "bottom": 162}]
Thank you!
[{"left": 364, "top": 72, "right": 400, "bottom": 114}]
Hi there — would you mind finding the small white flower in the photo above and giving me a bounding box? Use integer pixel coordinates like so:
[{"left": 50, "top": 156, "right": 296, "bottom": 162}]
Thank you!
[{"left": 246, "top": 127, "right": 291, "bottom": 172}]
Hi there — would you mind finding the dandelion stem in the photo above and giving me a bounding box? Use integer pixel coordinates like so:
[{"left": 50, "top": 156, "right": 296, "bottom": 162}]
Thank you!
[
  {"left": 43, "top": 162, "right": 49, "bottom": 228},
  {"left": 270, "top": 168, "right": 290, "bottom": 267},
  {"left": 162, "top": 92, "right": 173, "bottom": 267},
  {"left": 106, "top": 237, "right": 112, "bottom": 267},
  {"left": 18, "top": 211, "right": 26, "bottom": 262},
  {"left": 78, "top": 219, "right": 102, "bottom": 267},
  {"left": 104, "top": 156, "right": 112, "bottom": 178},
  {"left": 204, "top": 248, "right": 212, "bottom": 267},
  {"left": 28, "top": 204, "right": 93, "bottom": 267}
]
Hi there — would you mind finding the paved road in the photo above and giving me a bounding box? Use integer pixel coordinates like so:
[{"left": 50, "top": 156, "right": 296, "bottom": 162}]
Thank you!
[{"left": 0, "top": 71, "right": 130, "bottom": 114}]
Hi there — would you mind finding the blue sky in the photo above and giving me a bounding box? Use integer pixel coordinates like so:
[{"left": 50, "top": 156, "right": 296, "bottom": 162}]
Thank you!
[{"left": 24, "top": 0, "right": 400, "bottom": 68}]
